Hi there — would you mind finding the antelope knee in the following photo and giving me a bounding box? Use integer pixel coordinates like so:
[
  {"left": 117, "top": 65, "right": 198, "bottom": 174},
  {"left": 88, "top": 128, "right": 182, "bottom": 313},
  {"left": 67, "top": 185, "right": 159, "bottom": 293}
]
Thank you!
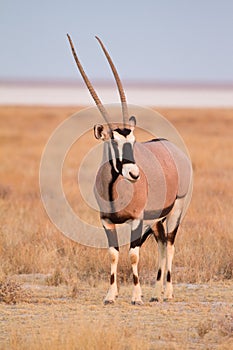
[{"left": 109, "top": 247, "right": 119, "bottom": 264}]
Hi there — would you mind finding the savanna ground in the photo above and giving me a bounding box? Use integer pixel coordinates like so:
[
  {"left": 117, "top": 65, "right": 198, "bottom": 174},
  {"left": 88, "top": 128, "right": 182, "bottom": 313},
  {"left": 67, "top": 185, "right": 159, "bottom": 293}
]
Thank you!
[{"left": 0, "top": 106, "right": 232, "bottom": 349}]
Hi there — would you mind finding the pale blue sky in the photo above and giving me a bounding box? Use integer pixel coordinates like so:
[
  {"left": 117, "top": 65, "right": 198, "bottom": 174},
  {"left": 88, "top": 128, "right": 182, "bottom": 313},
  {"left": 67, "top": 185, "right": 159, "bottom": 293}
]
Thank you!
[{"left": 1, "top": 0, "right": 233, "bottom": 84}]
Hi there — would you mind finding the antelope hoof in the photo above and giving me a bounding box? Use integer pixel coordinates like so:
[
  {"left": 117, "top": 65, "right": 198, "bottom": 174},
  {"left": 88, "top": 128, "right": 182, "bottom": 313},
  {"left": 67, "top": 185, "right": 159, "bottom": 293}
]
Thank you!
[
  {"left": 104, "top": 299, "right": 115, "bottom": 305},
  {"left": 163, "top": 296, "right": 173, "bottom": 302},
  {"left": 131, "top": 300, "right": 144, "bottom": 306},
  {"left": 150, "top": 297, "right": 160, "bottom": 303}
]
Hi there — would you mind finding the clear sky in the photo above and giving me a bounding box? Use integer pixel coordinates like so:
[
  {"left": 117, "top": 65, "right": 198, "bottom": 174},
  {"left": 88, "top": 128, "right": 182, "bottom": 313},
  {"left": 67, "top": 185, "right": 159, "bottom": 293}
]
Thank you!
[{"left": 1, "top": 0, "right": 233, "bottom": 84}]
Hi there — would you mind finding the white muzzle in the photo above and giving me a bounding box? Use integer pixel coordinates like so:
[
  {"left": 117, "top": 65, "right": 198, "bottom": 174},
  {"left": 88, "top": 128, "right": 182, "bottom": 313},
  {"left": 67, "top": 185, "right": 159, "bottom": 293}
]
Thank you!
[{"left": 122, "top": 164, "right": 140, "bottom": 182}]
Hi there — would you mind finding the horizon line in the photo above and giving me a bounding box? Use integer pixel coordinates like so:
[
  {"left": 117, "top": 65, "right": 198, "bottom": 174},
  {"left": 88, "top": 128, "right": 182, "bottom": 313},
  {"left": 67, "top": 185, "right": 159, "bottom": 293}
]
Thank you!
[{"left": 1, "top": 78, "right": 233, "bottom": 90}]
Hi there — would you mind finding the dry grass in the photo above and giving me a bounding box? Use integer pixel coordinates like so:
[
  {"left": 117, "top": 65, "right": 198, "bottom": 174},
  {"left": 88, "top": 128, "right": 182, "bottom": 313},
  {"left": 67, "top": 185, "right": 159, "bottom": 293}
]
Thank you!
[
  {"left": 0, "top": 279, "right": 232, "bottom": 350},
  {"left": 0, "top": 106, "right": 232, "bottom": 286},
  {"left": 4, "top": 319, "right": 150, "bottom": 350},
  {"left": 0, "top": 278, "right": 31, "bottom": 304},
  {"left": 0, "top": 103, "right": 232, "bottom": 350}
]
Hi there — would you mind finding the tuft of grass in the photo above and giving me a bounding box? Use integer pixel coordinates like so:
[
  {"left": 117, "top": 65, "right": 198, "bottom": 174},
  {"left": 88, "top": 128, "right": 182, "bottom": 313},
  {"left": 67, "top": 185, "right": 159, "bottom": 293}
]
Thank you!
[
  {"left": 196, "top": 313, "right": 233, "bottom": 346},
  {"left": 46, "top": 269, "right": 67, "bottom": 286},
  {"left": 217, "top": 314, "right": 233, "bottom": 338},
  {"left": 197, "top": 320, "right": 213, "bottom": 338},
  {"left": 0, "top": 278, "right": 31, "bottom": 304}
]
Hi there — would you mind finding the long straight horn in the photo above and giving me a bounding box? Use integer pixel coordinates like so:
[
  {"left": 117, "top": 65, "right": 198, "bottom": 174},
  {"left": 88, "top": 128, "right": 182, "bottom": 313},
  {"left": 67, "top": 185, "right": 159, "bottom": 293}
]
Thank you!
[
  {"left": 67, "top": 34, "right": 111, "bottom": 128},
  {"left": 95, "top": 36, "right": 129, "bottom": 126}
]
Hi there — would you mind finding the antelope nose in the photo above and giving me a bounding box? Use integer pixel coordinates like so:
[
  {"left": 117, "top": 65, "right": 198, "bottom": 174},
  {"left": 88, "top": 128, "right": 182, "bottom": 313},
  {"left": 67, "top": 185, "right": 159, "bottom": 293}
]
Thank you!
[
  {"left": 129, "top": 171, "right": 140, "bottom": 180},
  {"left": 122, "top": 164, "right": 140, "bottom": 181}
]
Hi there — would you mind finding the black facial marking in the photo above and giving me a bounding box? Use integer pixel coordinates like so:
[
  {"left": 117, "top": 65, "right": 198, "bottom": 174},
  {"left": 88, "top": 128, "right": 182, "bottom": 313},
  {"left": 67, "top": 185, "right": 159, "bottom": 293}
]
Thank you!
[
  {"left": 111, "top": 140, "right": 119, "bottom": 157},
  {"left": 110, "top": 135, "right": 135, "bottom": 175},
  {"left": 122, "top": 142, "right": 135, "bottom": 164},
  {"left": 114, "top": 128, "right": 131, "bottom": 137},
  {"left": 110, "top": 140, "right": 123, "bottom": 174}
]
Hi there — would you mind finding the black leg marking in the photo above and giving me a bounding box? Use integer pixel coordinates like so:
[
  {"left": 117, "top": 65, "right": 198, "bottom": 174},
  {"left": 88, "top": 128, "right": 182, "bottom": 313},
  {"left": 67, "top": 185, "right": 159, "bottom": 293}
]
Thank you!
[
  {"left": 133, "top": 274, "right": 139, "bottom": 285},
  {"left": 140, "top": 226, "right": 154, "bottom": 246},
  {"left": 110, "top": 274, "right": 115, "bottom": 285},
  {"left": 149, "top": 220, "right": 167, "bottom": 304},
  {"left": 156, "top": 221, "right": 167, "bottom": 244},
  {"left": 167, "top": 226, "right": 179, "bottom": 245},
  {"left": 157, "top": 268, "right": 162, "bottom": 281},
  {"left": 167, "top": 213, "right": 181, "bottom": 244},
  {"left": 167, "top": 271, "right": 171, "bottom": 283}
]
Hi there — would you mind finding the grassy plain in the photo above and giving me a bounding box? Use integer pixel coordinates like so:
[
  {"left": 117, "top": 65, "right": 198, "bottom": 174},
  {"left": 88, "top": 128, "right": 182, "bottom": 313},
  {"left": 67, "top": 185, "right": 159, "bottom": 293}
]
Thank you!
[{"left": 0, "top": 106, "right": 232, "bottom": 349}]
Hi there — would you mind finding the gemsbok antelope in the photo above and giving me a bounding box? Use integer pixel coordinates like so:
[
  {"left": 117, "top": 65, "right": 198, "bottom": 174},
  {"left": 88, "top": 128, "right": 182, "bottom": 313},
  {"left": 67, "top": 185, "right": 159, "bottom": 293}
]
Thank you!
[{"left": 67, "top": 34, "right": 192, "bottom": 304}]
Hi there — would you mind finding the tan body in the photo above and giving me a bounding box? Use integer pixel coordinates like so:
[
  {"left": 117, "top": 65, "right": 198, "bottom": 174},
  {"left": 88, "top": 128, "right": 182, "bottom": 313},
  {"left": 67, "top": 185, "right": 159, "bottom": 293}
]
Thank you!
[
  {"left": 95, "top": 139, "right": 191, "bottom": 223},
  {"left": 67, "top": 34, "right": 193, "bottom": 304},
  {"left": 94, "top": 136, "right": 192, "bottom": 305}
]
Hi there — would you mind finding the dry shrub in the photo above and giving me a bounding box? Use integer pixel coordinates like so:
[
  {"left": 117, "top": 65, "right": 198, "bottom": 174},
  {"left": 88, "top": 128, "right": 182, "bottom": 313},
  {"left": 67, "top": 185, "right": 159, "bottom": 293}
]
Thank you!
[
  {"left": 0, "top": 278, "right": 31, "bottom": 304},
  {"left": 46, "top": 269, "right": 67, "bottom": 286},
  {"left": 217, "top": 314, "right": 233, "bottom": 338},
  {"left": 197, "top": 319, "right": 213, "bottom": 338},
  {"left": 196, "top": 313, "right": 233, "bottom": 349}
]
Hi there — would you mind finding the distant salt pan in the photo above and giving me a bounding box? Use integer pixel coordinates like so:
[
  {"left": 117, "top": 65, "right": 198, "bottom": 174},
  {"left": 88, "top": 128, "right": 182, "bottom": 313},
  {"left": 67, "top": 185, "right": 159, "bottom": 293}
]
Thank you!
[{"left": 0, "top": 83, "right": 233, "bottom": 107}]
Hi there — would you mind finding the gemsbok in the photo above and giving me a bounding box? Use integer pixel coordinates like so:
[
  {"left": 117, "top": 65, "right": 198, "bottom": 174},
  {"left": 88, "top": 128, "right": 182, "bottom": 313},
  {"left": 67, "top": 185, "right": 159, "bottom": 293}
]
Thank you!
[{"left": 67, "top": 34, "right": 192, "bottom": 304}]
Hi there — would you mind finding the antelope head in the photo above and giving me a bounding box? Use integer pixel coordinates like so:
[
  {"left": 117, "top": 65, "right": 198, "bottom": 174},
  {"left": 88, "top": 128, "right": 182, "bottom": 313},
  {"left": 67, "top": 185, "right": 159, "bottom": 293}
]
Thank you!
[{"left": 67, "top": 34, "right": 140, "bottom": 182}]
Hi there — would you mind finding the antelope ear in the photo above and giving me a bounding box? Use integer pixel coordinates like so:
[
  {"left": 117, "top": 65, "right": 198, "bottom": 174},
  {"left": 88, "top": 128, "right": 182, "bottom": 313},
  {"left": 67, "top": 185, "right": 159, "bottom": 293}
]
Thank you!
[
  {"left": 129, "top": 116, "right": 136, "bottom": 130},
  {"left": 94, "top": 124, "right": 111, "bottom": 140}
]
